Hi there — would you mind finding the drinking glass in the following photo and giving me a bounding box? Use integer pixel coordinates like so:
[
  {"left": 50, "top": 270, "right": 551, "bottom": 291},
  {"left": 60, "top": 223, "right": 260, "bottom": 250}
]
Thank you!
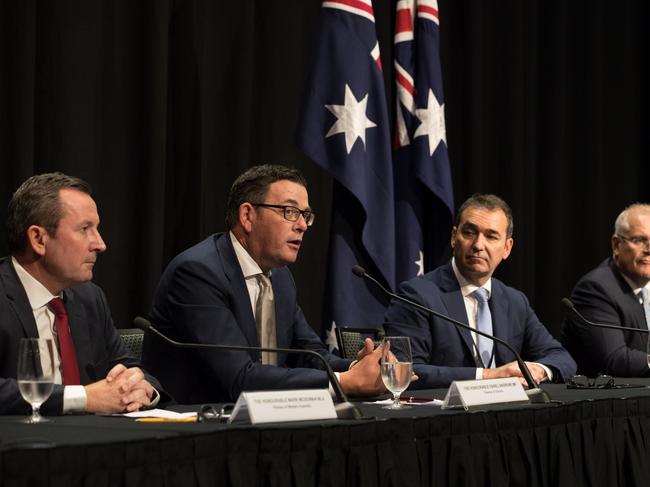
[
  {"left": 380, "top": 336, "right": 413, "bottom": 410},
  {"left": 17, "top": 338, "right": 55, "bottom": 423}
]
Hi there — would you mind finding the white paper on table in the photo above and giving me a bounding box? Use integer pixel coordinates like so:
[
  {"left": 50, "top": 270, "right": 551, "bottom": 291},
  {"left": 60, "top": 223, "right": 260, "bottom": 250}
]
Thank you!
[{"left": 120, "top": 408, "right": 197, "bottom": 419}]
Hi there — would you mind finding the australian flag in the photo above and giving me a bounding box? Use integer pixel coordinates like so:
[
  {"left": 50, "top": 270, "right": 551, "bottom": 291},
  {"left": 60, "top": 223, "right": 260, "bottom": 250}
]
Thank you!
[
  {"left": 297, "top": 0, "right": 395, "bottom": 351},
  {"left": 393, "top": 0, "right": 454, "bottom": 284}
]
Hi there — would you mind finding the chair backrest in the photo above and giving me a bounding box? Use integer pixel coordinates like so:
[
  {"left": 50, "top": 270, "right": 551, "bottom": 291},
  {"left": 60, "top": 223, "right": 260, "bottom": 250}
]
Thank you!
[
  {"left": 335, "top": 326, "right": 385, "bottom": 359},
  {"left": 118, "top": 328, "right": 145, "bottom": 361}
]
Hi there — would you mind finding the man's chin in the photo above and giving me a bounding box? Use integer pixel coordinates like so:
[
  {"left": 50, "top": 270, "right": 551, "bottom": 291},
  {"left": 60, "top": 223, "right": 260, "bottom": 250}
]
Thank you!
[
  {"left": 460, "top": 267, "right": 491, "bottom": 284},
  {"left": 465, "top": 264, "right": 490, "bottom": 276}
]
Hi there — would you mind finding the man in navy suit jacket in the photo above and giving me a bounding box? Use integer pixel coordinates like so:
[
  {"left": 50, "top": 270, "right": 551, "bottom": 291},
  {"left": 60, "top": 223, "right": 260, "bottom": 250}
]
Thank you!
[
  {"left": 384, "top": 194, "right": 576, "bottom": 389},
  {"left": 561, "top": 204, "right": 650, "bottom": 377},
  {"left": 142, "top": 165, "right": 385, "bottom": 404},
  {"left": 0, "top": 173, "right": 161, "bottom": 415}
]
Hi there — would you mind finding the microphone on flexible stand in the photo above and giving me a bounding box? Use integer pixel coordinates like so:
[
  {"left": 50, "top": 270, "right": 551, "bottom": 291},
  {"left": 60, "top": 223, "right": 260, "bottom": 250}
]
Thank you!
[
  {"left": 351, "top": 265, "right": 551, "bottom": 403},
  {"left": 561, "top": 298, "right": 649, "bottom": 334},
  {"left": 133, "top": 317, "right": 363, "bottom": 420}
]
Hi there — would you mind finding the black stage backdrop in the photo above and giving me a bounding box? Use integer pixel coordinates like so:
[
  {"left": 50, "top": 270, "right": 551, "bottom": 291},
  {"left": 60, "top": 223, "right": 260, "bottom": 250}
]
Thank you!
[{"left": 1, "top": 1, "right": 649, "bottom": 338}]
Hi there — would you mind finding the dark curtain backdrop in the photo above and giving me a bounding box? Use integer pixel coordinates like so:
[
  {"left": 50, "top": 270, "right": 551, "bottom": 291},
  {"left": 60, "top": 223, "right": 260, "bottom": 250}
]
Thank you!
[{"left": 1, "top": 0, "right": 648, "bottom": 338}]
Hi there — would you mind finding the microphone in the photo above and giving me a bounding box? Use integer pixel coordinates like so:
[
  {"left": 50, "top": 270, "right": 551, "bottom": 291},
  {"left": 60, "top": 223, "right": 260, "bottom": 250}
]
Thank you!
[
  {"left": 133, "top": 317, "right": 363, "bottom": 420},
  {"left": 352, "top": 265, "right": 551, "bottom": 403},
  {"left": 561, "top": 298, "right": 649, "bottom": 334}
]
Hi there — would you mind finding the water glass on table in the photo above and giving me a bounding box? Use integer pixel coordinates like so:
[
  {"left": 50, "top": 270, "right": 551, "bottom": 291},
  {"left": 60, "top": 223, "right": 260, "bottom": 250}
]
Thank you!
[
  {"left": 380, "top": 336, "right": 413, "bottom": 410},
  {"left": 17, "top": 338, "right": 55, "bottom": 423}
]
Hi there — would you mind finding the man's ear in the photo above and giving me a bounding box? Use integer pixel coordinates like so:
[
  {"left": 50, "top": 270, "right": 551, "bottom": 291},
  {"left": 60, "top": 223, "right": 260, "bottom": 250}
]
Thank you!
[
  {"left": 450, "top": 226, "right": 458, "bottom": 249},
  {"left": 239, "top": 203, "right": 255, "bottom": 234},
  {"left": 611, "top": 233, "right": 620, "bottom": 257},
  {"left": 26, "top": 225, "right": 49, "bottom": 257},
  {"left": 501, "top": 237, "right": 514, "bottom": 260}
]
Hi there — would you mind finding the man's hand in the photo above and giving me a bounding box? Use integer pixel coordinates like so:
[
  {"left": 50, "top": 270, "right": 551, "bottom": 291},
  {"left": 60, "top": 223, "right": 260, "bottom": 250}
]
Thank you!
[
  {"left": 339, "top": 343, "right": 386, "bottom": 397},
  {"left": 354, "top": 338, "right": 375, "bottom": 361},
  {"left": 85, "top": 364, "right": 154, "bottom": 413},
  {"left": 482, "top": 360, "right": 547, "bottom": 386}
]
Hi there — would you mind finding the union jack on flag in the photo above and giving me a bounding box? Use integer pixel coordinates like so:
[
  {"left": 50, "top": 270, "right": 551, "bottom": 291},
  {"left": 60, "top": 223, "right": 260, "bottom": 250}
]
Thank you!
[{"left": 393, "top": 0, "right": 454, "bottom": 284}]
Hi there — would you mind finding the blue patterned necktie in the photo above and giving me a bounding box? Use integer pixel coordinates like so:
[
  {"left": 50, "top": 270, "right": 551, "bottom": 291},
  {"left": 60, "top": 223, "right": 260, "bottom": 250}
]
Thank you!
[
  {"left": 472, "top": 287, "right": 494, "bottom": 368},
  {"left": 641, "top": 288, "right": 650, "bottom": 330}
]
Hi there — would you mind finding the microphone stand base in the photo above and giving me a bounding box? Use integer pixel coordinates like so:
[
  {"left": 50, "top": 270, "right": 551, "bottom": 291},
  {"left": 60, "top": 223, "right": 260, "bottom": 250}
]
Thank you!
[
  {"left": 526, "top": 387, "right": 552, "bottom": 404},
  {"left": 335, "top": 401, "right": 363, "bottom": 420}
]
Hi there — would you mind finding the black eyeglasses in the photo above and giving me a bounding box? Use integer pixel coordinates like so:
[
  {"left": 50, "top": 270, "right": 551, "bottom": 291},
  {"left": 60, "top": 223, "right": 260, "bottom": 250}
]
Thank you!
[
  {"left": 617, "top": 234, "right": 650, "bottom": 250},
  {"left": 567, "top": 374, "right": 615, "bottom": 389},
  {"left": 198, "top": 403, "right": 234, "bottom": 423},
  {"left": 566, "top": 374, "right": 645, "bottom": 390},
  {"left": 253, "top": 204, "right": 315, "bottom": 226}
]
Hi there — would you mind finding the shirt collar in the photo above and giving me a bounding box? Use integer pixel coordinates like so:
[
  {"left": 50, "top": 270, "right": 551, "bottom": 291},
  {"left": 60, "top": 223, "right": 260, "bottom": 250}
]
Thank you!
[
  {"left": 11, "top": 257, "right": 59, "bottom": 310},
  {"left": 451, "top": 257, "right": 492, "bottom": 299},
  {"left": 229, "top": 231, "right": 266, "bottom": 279},
  {"left": 618, "top": 270, "right": 650, "bottom": 298}
]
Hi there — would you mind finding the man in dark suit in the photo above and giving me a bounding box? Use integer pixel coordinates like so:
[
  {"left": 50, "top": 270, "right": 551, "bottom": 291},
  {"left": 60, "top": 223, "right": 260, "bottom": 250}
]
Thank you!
[
  {"left": 142, "top": 165, "right": 384, "bottom": 404},
  {"left": 561, "top": 204, "right": 650, "bottom": 377},
  {"left": 0, "top": 173, "right": 160, "bottom": 415},
  {"left": 384, "top": 194, "right": 576, "bottom": 389}
]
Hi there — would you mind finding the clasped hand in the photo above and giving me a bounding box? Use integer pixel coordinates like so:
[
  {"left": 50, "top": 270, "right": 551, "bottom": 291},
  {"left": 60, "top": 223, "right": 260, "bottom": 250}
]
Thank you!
[
  {"left": 482, "top": 360, "right": 547, "bottom": 387},
  {"left": 85, "top": 364, "right": 154, "bottom": 413},
  {"left": 340, "top": 338, "right": 418, "bottom": 397}
]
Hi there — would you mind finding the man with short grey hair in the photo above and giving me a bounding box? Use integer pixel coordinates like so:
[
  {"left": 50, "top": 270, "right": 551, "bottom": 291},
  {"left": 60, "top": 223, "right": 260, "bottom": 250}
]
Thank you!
[{"left": 561, "top": 203, "right": 650, "bottom": 377}]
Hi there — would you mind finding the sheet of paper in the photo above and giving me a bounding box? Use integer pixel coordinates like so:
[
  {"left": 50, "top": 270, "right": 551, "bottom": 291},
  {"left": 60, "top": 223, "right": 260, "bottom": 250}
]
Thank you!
[{"left": 121, "top": 408, "right": 197, "bottom": 419}]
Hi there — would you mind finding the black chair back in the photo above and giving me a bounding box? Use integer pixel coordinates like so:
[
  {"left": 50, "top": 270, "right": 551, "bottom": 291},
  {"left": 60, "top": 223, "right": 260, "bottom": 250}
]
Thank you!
[
  {"left": 335, "top": 326, "right": 384, "bottom": 359},
  {"left": 118, "top": 328, "right": 144, "bottom": 360}
]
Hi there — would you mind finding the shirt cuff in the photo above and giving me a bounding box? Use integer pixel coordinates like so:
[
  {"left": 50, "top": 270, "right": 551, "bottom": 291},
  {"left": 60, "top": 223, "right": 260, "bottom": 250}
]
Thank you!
[
  {"left": 475, "top": 368, "right": 484, "bottom": 380},
  {"left": 148, "top": 388, "right": 161, "bottom": 408},
  {"left": 63, "top": 385, "right": 87, "bottom": 413},
  {"left": 536, "top": 363, "right": 553, "bottom": 382},
  {"left": 327, "top": 372, "right": 341, "bottom": 398}
]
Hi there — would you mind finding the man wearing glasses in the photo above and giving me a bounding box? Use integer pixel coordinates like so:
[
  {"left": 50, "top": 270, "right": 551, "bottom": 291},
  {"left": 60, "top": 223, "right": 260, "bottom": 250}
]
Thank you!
[
  {"left": 142, "top": 165, "right": 384, "bottom": 403},
  {"left": 561, "top": 204, "right": 650, "bottom": 377}
]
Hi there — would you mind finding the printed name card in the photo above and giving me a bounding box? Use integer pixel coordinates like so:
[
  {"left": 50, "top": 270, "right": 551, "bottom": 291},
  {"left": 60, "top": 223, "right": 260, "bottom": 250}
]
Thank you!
[
  {"left": 229, "top": 389, "right": 337, "bottom": 424},
  {"left": 442, "top": 378, "right": 529, "bottom": 410}
]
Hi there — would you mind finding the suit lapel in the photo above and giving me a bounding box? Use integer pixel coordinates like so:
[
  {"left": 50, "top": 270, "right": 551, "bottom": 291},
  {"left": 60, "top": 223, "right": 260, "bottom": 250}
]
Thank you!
[
  {"left": 63, "top": 288, "right": 94, "bottom": 383},
  {"left": 438, "top": 264, "right": 477, "bottom": 362},
  {"left": 611, "top": 259, "right": 649, "bottom": 329},
  {"left": 217, "top": 235, "right": 261, "bottom": 351},
  {"left": 0, "top": 258, "right": 39, "bottom": 338},
  {"left": 270, "top": 271, "right": 291, "bottom": 350},
  {"left": 488, "top": 281, "right": 509, "bottom": 365}
]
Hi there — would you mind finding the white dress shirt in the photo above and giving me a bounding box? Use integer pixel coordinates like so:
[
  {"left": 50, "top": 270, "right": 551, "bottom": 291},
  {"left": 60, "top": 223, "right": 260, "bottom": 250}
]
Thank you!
[
  {"left": 229, "top": 232, "right": 343, "bottom": 390},
  {"left": 12, "top": 257, "right": 86, "bottom": 412},
  {"left": 451, "top": 258, "right": 552, "bottom": 381}
]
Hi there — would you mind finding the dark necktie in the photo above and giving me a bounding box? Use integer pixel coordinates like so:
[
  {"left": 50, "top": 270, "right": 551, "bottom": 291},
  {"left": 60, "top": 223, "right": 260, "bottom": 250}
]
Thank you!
[
  {"left": 641, "top": 288, "right": 650, "bottom": 330},
  {"left": 472, "top": 287, "right": 494, "bottom": 368},
  {"left": 48, "top": 297, "right": 81, "bottom": 385}
]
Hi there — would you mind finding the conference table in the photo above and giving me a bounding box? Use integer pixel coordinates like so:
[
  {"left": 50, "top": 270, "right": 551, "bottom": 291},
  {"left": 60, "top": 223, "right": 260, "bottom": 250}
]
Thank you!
[{"left": 2, "top": 382, "right": 650, "bottom": 487}]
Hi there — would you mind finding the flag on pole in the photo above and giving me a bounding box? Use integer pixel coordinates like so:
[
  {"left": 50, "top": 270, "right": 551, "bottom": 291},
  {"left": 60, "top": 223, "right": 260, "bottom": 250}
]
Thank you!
[
  {"left": 297, "top": 0, "right": 395, "bottom": 351},
  {"left": 393, "top": 0, "right": 454, "bottom": 284}
]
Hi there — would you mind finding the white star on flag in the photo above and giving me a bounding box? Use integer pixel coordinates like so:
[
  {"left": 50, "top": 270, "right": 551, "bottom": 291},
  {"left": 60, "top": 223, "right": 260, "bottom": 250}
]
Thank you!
[
  {"left": 325, "top": 321, "right": 339, "bottom": 352},
  {"left": 413, "top": 89, "right": 447, "bottom": 156},
  {"left": 325, "top": 84, "right": 377, "bottom": 154},
  {"left": 415, "top": 250, "right": 425, "bottom": 276}
]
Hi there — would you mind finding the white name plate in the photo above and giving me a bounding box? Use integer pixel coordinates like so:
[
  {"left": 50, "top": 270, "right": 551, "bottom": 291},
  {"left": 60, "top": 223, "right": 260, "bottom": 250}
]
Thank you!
[
  {"left": 229, "top": 389, "right": 337, "bottom": 424},
  {"left": 442, "top": 377, "right": 529, "bottom": 410}
]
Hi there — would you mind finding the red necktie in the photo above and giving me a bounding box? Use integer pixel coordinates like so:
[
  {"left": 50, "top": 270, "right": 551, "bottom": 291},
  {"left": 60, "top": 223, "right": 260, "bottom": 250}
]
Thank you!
[{"left": 48, "top": 298, "right": 81, "bottom": 385}]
